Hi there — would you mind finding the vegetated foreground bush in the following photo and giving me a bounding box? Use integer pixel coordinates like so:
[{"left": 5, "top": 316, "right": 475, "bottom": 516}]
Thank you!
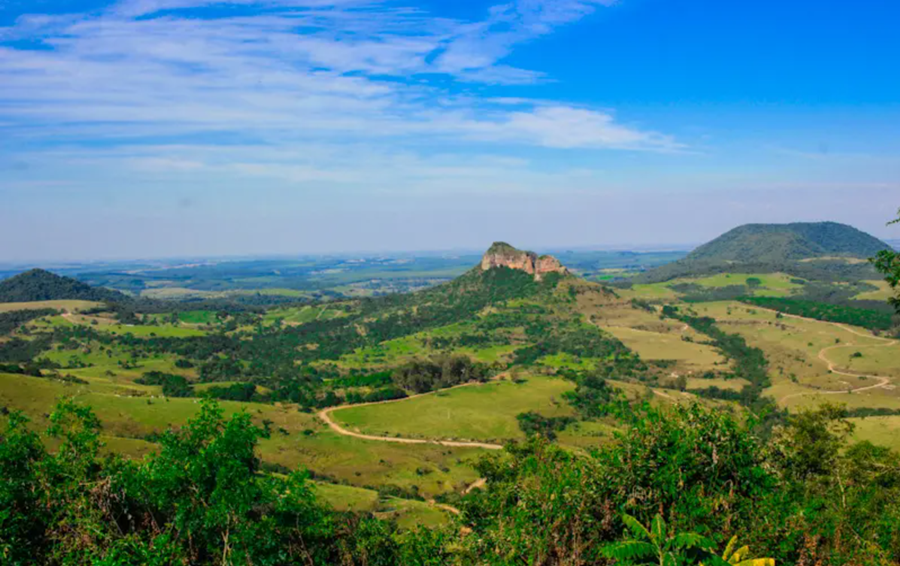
[{"left": 2, "top": 400, "right": 899, "bottom": 565}]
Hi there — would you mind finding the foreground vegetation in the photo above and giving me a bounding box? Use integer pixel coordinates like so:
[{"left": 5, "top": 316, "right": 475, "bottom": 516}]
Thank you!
[
  {"left": 2, "top": 223, "right": 900, "bottom": 564},
  {"left": 3, "top": 398, "right": 899, "bottom": 565}
]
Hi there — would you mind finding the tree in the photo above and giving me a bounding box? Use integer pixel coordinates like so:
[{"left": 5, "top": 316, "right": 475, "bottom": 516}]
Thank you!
[
  {"left": 601, "top": 514, "right": 716, "bottom": 566},
  {"left": 872, "top": 207, "right": 900, "bottom": 313}
]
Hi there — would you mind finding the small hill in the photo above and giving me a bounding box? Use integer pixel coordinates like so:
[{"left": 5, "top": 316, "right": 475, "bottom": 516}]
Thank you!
[
  {"left": 480, "top": 242, "right": 568, "bottom": 281},
  {"left": 0, "top": 268, "right": 128, "bottom": 303},
  {"left": 687, "top": 222, "right": 888, "bottom": 264},
  {"left": 636, "top": 222, "right": 890, "bottom": 283}
]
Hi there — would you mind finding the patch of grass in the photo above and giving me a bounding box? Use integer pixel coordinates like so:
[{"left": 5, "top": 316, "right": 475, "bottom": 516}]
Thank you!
[
  {"left": 312, "top": 481, "right": 380, "bottom": 512},
  {"left": 263, "top": 305, "right": 348, "bottom": 326},
  {"left": 852, "top": 280, "right": 896, "bottom": 301},
  {"left": 537, "top": 353, "right": 600, "bottom": 372},
  {"left": 602, "top": 326, "right": 725, "bottom": 372},
  {"left": 261, "top": 430, "right": 482, "bottom": 498},
  {"left": 311, "top": 481, "right": 451, "bottom": 528},
  {"left": 849, "top": 416, "right": 900, "bottom": 451},
  {"left": 177, "top": 310, "right": 218, "bottom": 325},
  {"left": 331, "top": 375, "right": 574, "bottom": 442}
]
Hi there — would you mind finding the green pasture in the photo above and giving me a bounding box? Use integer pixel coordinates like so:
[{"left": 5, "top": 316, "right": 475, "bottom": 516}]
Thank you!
[
  {"left": 850, "top": 416, "right": 900, "bottom": 451},
  {"left": 312, "top": 482, "right": 451, "bottom": 528},
  {"left": 331, "top": 375, "right": 574, "bottom": 442}
]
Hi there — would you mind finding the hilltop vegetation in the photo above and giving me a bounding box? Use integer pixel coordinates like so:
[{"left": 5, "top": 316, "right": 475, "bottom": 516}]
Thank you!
[
  {"left": 0, "top": 269, "right": 128, "bottom": 303},
  {"left": 636, "top": 222, "right": 889, "bottom": 284},
  {"left": 689, "top": 222, "right": 889, "bottom": 263}
]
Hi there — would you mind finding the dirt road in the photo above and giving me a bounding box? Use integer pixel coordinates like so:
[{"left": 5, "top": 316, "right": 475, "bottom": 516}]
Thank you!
[
  {"left": 317, "top": 382, "right": 503, "bottom": 450},
  {"left": 751, "top": 308, "right": 898, "bottom": 403}
]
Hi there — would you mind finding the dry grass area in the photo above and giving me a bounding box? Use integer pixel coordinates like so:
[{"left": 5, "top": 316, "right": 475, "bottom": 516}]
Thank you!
[
  {"left": 689, "top": 302, "right": 897, "bottom": 410},
  {"left": 603, "top": 325, "right": 726, "bottom": 375}
]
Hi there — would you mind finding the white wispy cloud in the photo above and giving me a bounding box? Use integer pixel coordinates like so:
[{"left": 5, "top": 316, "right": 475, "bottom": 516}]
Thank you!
[{"left": 0, "top": 0, "right": 677, "bottom": 186}]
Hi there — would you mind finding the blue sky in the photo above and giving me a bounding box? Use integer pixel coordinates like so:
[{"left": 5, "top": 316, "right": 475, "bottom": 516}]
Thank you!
[{"left": 1, "top": 0, "right": 898, "bottom": 260}]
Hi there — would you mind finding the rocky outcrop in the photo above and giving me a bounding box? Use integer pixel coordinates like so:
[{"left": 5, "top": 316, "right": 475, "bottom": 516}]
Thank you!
[{"left": 480, "top": 242, "right": 568, "bottom": 281}]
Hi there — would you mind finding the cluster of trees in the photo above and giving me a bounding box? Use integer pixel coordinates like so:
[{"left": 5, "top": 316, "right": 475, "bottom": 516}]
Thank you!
[
  {"left": 0, "top": 335, "right": 53, "bottom": 364},
  {"left": 0, "top": 401, "right": 441, "bottom": 566},
  {"left": 557, "top": 370, "right": 626, "bottom": 419},
  {"left": 872, "top": 206, "right": 899, "bottom": 313},
  {"left": 515, "top": 411, "right": 574, "bottom": 440},
  {"left": 661, "top": 306, "right": 772, "bottom": 406},
  {"left": 465, "top": 403, "right": 900, "bottom": 565},
  {"left": 740, "top": 296, "right": 896, "bottom": 331},
  {"left": 201, "top": 382, "right": 258, "bottom": 402},
  {"left": 0, "top": 269, "right": 127, "bottom": 303},
  {"left": 4, "top": 400, "right": 898, "bottom": 565},
  {"left": 514, "top": 322, "right": 643, "bottom": 375},
  {"left": 135, "top": 371, "right": 193, "bottom": 397},
  {"left": 0, "top": 308, "right": 58, "bottom": 335},
  {"left": 391, "top": 355, "right": 491, "bottom": 394}
]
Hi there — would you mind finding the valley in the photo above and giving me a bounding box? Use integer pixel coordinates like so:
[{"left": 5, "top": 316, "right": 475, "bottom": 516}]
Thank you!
[{"left": 2, "top": 221, "right": 900, "bottom": 563}]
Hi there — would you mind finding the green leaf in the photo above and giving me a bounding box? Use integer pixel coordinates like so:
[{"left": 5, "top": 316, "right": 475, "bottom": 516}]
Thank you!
[
  {"left": 622, "top": 514, "right": 653, "bottom": 542},
  {"left": 672, "top": 532, "right": 714, "bottom": 551},
  {"left": 651, "top": 514, "right": 666, "bottom": 544},
  {"left": 602, "top": 541, "right": 657, "bottom": 561}
]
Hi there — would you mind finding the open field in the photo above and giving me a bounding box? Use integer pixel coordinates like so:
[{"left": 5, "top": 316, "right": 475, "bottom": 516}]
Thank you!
[
  {"left": 0, "top": 372, "right": 484, "bottom": 498},
  {"left": 852, "top": 280, "right": 895, "bottom": 301},
  {"left": 618, "top": 272, "right": 803, "bottom": 302},
  {"left": 602, "top": 325, "right": 726, "bottom": 373},
  {"left": 312, "top": 482, "right": 451, "bottom": 528},
  {"left": 686, "top": 272, "right": 803, "bottom": 292},
  {"left": 30, "top": 314, "right": 208, "bottom": 337},
  {"left": 331, "top": 375, "right": 574, "bottom": 442},
  {"left": 686, "top": 302, "right": 898, "bottom": 410},
  {"left": 619, "top": 283, "right": 679, "bottom": 301},
  {"left": 263, "top": 305, "right": 349, "bottom": 325},
  {"left": 850, "top": 416, "right": 900, "bottom": 451}
]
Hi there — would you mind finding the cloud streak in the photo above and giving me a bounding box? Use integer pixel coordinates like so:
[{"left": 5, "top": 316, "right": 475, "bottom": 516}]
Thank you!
[{"left": 0, "top": 0, "right": 676, "bottom": 171}]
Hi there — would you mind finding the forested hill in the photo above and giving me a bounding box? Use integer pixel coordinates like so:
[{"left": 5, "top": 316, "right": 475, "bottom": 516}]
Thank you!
[
  {"left": 687, "top": 222, "right": 889, "bottom": 263},
  {"left": 0, "top": 268, "right": 128, "bottom": 303},
  {"left": 636, "top": 222, "right": 890, "bottom": 283}
]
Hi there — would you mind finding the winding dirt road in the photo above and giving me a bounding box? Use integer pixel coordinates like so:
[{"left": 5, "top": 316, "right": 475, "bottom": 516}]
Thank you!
[
  {"left": 317, "top": 382, "right": 503, "bottom": 450},
  {"left": 752, "top": 308, "right": 898, "bottom": 403},
  {"left": 317, "top": 385, "right": 497, "bottom": 513}
]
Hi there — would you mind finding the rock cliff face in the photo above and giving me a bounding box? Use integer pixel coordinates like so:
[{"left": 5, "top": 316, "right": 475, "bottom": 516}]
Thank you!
[{"left": 480, "top": 242, "right": 568, "bottom": 281}]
